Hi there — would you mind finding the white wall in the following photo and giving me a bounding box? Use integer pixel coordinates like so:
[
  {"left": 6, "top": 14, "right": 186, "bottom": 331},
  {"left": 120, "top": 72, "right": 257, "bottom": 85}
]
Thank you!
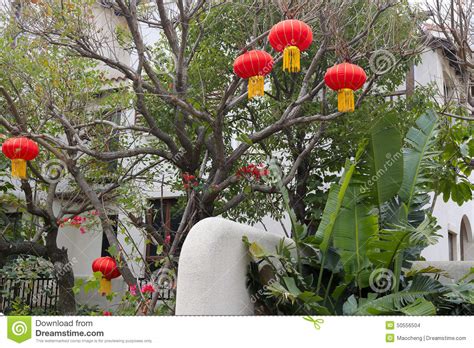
[
  {"left": 56, "top": 224, "right": 103, "bottom": 278},
  {"left": 411, "top": 48, "right": 474, "bottom": 261},
  {"left": 56, "top": 213, "right": 147, "bottom": 279},
  {"left": 413, "top": 49, "right": 445, "bottom": 97},
  {"left": 424, "top": 191, "right": 474, "bottom": 261},
  {"left": 176, "top": 217, "right": 290, "bottom": 315}
]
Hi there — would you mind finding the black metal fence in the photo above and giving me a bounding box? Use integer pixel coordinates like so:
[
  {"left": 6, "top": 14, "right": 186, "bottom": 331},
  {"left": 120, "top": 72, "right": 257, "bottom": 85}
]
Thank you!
[
  {"left": 0, "top": 277, "right": 175, "bottom": 313},
  {"left": 0, "top": 277, "right": 59, "bottom": 313}
]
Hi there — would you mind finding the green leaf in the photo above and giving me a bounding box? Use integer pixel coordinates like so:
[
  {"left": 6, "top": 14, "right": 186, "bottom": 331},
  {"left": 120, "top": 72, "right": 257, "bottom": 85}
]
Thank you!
[
  {"left": 333, "top": 185, "right": 378, "bottom": 282},
  {"left": 399, "top": 298, "right": 436, "bottom": 316},
  {"left": 458, "top": 267, "right": 474, "bottom": 282},
  {"left": 355, "top": 275, "right": 445, "bottom": 315},
  {"left": 283, "top": 277, "right": 302, "bottom": 296},
  {"left": 84, "top": 278, "right": 100, "bottom": 294},
  {"left": 366, "top": 114, "right": 403, "bottom": 204},
  {"left": 405, "top": 266, "right": 448, "bottom": 278},
  {"left": 314, "top": 140, "right": 368, "bottom": 252},
  {"left": 155, "top": 244, "right": 164, "bottom": 256},
  {"left": 92, "top": 271, "right": 103, "bottom": 280},
  {"left": 367, "top": 229, "right": 411, "bottom": 268},
  {"left": 236, "top": 133, "right": 253, "bottom": 145},
  {"left": 298, "top": 291, "right": 323, "bottom": 303},
  {"left": 399, "top": 110, "right": 438, "bottom": 208},
  {"left": 107, "top": 244, "right": 118, "bottom": 257},
  {"left": 343, "top": 294, "right": 359, "bottom": 315},
  {"left": 73, "top": 278, "right": 84, "bottom": 295}
]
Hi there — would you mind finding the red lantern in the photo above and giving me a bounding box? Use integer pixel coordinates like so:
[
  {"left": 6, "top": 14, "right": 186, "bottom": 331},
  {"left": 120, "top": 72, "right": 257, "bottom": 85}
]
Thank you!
[
  {"left": 92, "top": 256, "right": 121, "bottom": 296},
  {"left": 324, "top": 62, "right": 367, "bottom": 112},
  {"left": 268, "top": 19, "right": 313, "bottom": 73},
  {"left": 233, "top": 50, "right": 274, "bottom": 99},
  {"left": 1, "top": 137, "right": 39, "bottom": 179}
]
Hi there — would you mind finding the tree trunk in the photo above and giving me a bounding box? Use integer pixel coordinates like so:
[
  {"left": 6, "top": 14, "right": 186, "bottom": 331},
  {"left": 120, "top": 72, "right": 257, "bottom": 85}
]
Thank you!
[
  {"left": 45, "top": 227, "right": 76, "bottom": 315},
  {"left": 50, "top": 248, "right": 77, "bottom": 315},
  {"left": 291, "top": 158, "right": 310, "bottom": 225},
  {"left": 197, "top": 199, "right": 214, "bottom": 221}
]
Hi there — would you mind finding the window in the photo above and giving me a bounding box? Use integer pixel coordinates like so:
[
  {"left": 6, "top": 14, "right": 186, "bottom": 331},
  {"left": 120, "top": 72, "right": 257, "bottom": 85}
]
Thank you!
[
  {"left": 448, "top": 231, "right": 457, "bottom": 261},
  {"left": 0, "top": 212, "right": 23, "bottom": 242},
  {"left": 101, "top": 215, "right": 118, "bottom": 257},
  {"left": 460, "top": 217, "right": 472, "bottom": 261},
  {"left": 145, "top": 199, "right": 183, "bottom": 273}
]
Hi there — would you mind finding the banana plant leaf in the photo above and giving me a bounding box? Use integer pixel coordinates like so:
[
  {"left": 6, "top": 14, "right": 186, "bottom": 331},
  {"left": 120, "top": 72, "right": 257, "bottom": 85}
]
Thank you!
[
  {"left": 365, "top": 113, "right": 403, "bottom": 205},
  {"left": 333, "top": 184, "right": 378, "bottom": 283},
  {"left": 314, "top": 141, "right": 368, "bottom": 252},
  {"left": 351, "top": 276, "right": 445, "bottom": 315},
  {"left": 399, "top": 110, "right": 439, "bottom": 209}
]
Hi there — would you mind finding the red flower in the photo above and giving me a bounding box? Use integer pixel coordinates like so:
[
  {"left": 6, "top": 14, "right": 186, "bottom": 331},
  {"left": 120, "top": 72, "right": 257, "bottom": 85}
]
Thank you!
[
  {"left": 182, "top": 172, "right": 200, "bottom": 191},
  {"left": 182, "top": 173, "right": 196, "bottom": 183},
  {"left": 103, "top": 311, "right": 112, "bottom": 316},
  {"left": 129, "top": 285, "right": 137, "bottom": 296},
  {"left": 164, "top": 234, "right": 171, "bottom": 244},
  {"left": 141, "top": 284, "right": 155, "bottom": 294},
  {"left": 236, "top": 163, "right": 269, "bottom": 180}
]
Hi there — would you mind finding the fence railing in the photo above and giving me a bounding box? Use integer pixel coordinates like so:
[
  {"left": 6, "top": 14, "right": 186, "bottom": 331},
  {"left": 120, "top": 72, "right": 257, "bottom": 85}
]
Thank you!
[
  {"left": 0, "top": 277, "right": 59, "bottom": 313},
  {"left": 0, "top": 277, "right": 175, "bottom": 313}
]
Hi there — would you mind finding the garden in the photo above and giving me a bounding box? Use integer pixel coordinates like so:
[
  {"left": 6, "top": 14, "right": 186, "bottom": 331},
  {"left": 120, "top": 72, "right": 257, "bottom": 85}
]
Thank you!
[{"left": 0, "top": 0, "right": 473, "bottom": 317}]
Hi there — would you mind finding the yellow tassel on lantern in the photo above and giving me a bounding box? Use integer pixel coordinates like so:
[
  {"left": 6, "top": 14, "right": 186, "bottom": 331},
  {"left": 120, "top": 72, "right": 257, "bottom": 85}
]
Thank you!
[
  {"left": 99, "top": 278, "right": 112, "bottom": 296},
  {"left": 283, "top": 46, "right": 301, "bottom": 73},
  {"left": 248, "top": 75, "right": 265, "bottom": 99},
  {"left": 11, "top": 159, "right": 27, "bottom": 179},
  {"left": 337, "top": 88, "right": 355, "bottom": 112}
]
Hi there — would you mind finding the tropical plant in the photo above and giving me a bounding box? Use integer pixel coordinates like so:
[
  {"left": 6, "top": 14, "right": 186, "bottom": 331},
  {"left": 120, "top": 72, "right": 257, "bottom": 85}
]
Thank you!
[
  {"left": 245, "top": 111, "right": 474, "bottom": 315},
  {"left": 0, "top": 0, "right": 429, "bottom": 315}
]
